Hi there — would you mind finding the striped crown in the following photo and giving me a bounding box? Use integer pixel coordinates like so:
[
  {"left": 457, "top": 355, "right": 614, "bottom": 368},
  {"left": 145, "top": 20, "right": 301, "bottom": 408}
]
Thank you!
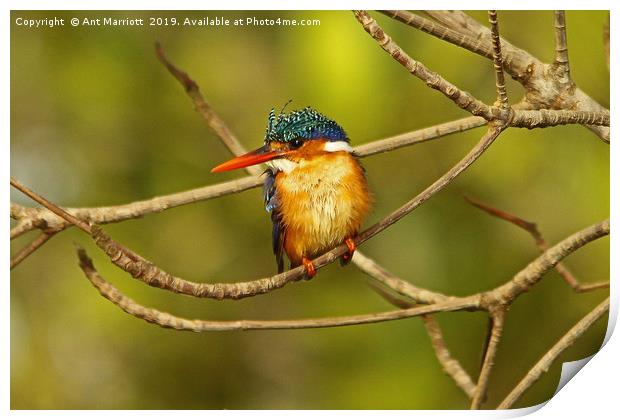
[{"left": 265, "top": 107, "right": 348, "bottom": 143}]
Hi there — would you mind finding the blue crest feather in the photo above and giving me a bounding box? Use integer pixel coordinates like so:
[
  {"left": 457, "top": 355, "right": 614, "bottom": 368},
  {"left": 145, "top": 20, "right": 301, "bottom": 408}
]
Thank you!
[{"left": 265, "top": 107, "right": 348, "bottom": 143}]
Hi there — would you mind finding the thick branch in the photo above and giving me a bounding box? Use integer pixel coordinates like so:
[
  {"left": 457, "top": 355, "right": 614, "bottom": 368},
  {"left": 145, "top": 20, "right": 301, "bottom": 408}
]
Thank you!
[
  {"left": 511, "top": 109, "right": 609, "bottom": 128},
  {"left": 424, "top": 10, "right": 609, "bottom": 142},
  {"left": 497, "top": 298, "right": 610, "bottom": 409},
  {"left": 10, "top": 176, "right": 263, "bottom": 234},
  {"left": 379, "top": 10, "right": 496, "bottom": 61}
]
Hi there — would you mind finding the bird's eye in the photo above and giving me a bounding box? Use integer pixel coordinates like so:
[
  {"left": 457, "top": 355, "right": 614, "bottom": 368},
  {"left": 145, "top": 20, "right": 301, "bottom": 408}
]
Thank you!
[{"left": 290, "top": 138, "right": 304, "bottom": 149}]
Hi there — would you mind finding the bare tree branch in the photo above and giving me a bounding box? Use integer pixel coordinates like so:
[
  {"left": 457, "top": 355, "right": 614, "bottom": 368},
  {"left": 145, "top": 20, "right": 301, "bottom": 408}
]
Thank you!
[
  {"left": 553, "top": 11, "right": 571, "bottom": 83},
  {"left": 358, "top": 125, "right": 506, "bottom": 244},
  {"left": 510, "top": 109, "right": 609, "bottom": 128},
  {"left": 423, "top": 10, "right": 610, "bottom": 142},
  {"left": 488, "top": 11, "right": 509, "bottom": 109},
  {"left": 354, "top": 11, "right": 609, "bottom": 132},
  {"left": 471, "top": 311, "right": 505, "bottom": 409},
  {"left": 465, "top": 196, "right": 609, "bottom": 293},
  {"left": 423, "top": 315, "right": 477, "bottom": 399},
  {"left": 10, "top": 176, "right": 263, "bottom": 236},
  {"left": 77, "top": 247, "right": 478, "bottom": 331},
  {"left": 353, "top": 10, "right": 496, "bottom": 120},
  {"left": 497, "top": 297, "right": 610, "bottom": 409},
  {"left": 379, "top": 10, "right": 496, "bottom": 60},
  {"left": 155, "top": 42, "right": 262, "bottom": 177},
  {"left": 487, "top": 219, "right": 609, "bottom": 306}
]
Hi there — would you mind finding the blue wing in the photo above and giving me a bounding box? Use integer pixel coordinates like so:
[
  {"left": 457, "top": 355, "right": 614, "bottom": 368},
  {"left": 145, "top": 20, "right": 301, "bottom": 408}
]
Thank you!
[{"left": 263, "top": 169, "right": 285, "bottom": 273}]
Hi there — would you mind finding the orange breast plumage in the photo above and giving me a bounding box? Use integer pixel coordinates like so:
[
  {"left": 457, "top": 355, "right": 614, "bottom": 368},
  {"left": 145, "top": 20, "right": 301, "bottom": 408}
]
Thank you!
[{"left": 274, "top": 151, "right": 371, "bottom": 266}]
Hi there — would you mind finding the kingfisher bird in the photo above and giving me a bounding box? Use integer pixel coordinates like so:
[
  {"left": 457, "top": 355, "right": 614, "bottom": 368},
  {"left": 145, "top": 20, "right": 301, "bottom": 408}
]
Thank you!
[{"left": 211, "top": 107, "right": 371, "bottom": 278}]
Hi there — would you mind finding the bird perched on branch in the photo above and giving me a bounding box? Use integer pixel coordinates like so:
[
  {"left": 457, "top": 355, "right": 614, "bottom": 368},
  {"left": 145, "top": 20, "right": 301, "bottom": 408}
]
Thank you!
[{"left": 212, "top": 106, "right": 372, "bottom": 278}]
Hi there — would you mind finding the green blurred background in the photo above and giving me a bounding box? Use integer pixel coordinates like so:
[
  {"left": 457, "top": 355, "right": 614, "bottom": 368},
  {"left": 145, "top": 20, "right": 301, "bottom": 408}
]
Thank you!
[{"left": 10, "top": 10, "right": 609, "bottom": 409}]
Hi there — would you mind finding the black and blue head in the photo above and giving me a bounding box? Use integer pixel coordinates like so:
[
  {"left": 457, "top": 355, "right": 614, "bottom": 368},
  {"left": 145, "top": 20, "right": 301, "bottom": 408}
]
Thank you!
[
  {"left": 265, "top": 107, "right": 348, "bottom": 147},
  {"left": 211, "top": 106, "right": 350, "bottom": 173}
]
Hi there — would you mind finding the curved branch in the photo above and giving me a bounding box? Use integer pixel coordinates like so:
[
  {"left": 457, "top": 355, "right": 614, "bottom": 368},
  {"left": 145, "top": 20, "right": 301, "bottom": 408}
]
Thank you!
[
  {"left": 486, "top": 219, "right": 610, "bottom": 306},
  {"left": 497, "top": 298, "right": 610, "bottom": 409},
  {"left": 77, "top": 247, "right": 478, "bottom": 331},
  {"left": 465, "top": 196, "right": 609, "bottom": 293}
]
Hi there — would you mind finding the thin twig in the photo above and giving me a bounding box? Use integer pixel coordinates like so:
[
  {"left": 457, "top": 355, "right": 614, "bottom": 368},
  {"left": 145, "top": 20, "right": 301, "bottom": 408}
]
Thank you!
[
  {"left": 553, "top": 11, "right": 571, "bottom": 83},
  {"left": 9, "top": 116, "right": 486, "bottom": 241},
  {"left": 465, "top": 196, "right": 610, "bottom": 293},
  {"left": 155, "top": 42, "right": 263, "bottom": 177},
  {"left": 354, "top": 116, "right": 486, "bottom": 157},
  {"left": 488, "top": 11, "right": 509, "bottom": 110},
  {"left": 422, "top": 315, "right": 477, "bottom": 399},
  {"left": 358, "top": 125, "right": 506, "bottom": 244},
  {"left": 360, "top": 260, "right": 476, "bottom": 399},
  {"left": 497, "top": 298, "right": 610, "bottom": 409},
  {"left": 488, "top": 219, "right": 610, "bottom": 305},
  {"left": 353, "top": 10, "right": 497, "bottom": 121},
  {"left": 471, "top": 311, "right": 506, "bottom": 409},
  {"left": 10, "top": 231, "right": 56, "bottom": 269}
]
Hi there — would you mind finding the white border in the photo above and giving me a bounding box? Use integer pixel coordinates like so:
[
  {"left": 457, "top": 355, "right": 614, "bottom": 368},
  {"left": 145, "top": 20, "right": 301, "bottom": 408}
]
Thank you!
[{"left": 3, "top": 1, "right": 617, "bottom": 418}]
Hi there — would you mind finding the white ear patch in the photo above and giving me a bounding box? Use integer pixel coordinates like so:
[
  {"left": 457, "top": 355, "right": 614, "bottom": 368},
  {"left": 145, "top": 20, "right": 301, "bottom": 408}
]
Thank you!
[
  {"left": 266, "top": 159, "right": 298, "bottom": 174},
  {"left": 323, "top": 141, "right": 353, "bottom": 153}
]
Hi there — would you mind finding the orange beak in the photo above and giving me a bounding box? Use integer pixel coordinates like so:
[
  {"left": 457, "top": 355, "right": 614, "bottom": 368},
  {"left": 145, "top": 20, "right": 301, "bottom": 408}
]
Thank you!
[{"left": 211, "top": 145, "right": 289, "bottom": 173}]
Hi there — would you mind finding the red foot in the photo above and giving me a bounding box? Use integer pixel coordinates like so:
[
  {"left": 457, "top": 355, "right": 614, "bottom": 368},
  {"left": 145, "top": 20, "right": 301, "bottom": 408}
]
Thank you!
[
  {"left": 302, "top": 257, "right": 316, "bottom": 279},
  {"left": 342, "top": 238, "right": 357, "bottom": 262}
]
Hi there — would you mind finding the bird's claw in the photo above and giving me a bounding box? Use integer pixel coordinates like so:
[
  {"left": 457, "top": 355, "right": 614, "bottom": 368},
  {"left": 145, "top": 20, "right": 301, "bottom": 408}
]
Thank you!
[
  {"left": 342, "top": 238, "right": 357, "bottom": 262},
  {"left": 302, "top": 257, "right": 316, "bottom": 279}
]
